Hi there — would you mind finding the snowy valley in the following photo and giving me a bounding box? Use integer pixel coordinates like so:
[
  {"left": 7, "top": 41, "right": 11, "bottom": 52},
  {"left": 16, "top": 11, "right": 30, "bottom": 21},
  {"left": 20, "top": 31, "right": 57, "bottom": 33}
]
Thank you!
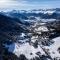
[{"left": 0, "top": 8, "right": 60, "bottom": 60}]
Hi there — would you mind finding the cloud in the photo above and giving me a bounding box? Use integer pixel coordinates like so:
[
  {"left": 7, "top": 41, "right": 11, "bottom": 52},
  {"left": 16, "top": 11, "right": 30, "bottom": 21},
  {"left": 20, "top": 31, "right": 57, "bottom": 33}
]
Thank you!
[
  {"left": 0, "top": 0, "right": 28, "bottom": 10},
  {"left": 0, "top": 0, "right": 60, "bottom": 10}
]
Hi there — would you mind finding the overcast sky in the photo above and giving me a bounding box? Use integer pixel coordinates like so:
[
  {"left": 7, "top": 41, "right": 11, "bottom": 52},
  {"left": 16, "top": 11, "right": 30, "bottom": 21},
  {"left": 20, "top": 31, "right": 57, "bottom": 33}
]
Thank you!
[{"left": 0, "top": 0, "right": 60, "bottom": 10}]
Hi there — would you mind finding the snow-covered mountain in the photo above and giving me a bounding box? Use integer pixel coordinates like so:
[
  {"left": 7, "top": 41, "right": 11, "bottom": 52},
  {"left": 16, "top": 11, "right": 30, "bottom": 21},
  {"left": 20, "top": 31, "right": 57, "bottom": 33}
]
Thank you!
[
  {"left": 1, "top": 8, "right": 60, "bottom": 20},
  {"left": 0, "top": 8, "right": 60, "bottom": 60},
  {"left": 5, "top": 36, "right": 60, "bottom": 60}
]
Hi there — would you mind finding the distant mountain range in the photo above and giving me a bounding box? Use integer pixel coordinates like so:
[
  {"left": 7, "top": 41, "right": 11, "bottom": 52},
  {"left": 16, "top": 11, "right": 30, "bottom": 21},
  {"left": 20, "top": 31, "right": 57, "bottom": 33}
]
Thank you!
[{"left": 0, "top": 8, "right": 60, "bottom": 20}]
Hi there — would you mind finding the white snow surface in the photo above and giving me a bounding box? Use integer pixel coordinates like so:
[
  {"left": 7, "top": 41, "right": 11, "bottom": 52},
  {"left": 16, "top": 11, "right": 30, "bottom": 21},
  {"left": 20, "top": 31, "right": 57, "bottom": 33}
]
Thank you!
[
  {"left": 5, "top": 42, "right": 45, "bottom": 59},
  {"left": 20, "top": 33, "right": 26, "bottom": 37},
  {"left": 49, "top": 37, "right": 60, "bottom": 58},
  {"left": 35, "top": 26, "right": 48, "bottom": 32},
  {"left": 44, "top": 37, "right": 60, "bottom": 58},
  {"left": 5, "top": 36, "right": 60, "bottom": 59}
]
